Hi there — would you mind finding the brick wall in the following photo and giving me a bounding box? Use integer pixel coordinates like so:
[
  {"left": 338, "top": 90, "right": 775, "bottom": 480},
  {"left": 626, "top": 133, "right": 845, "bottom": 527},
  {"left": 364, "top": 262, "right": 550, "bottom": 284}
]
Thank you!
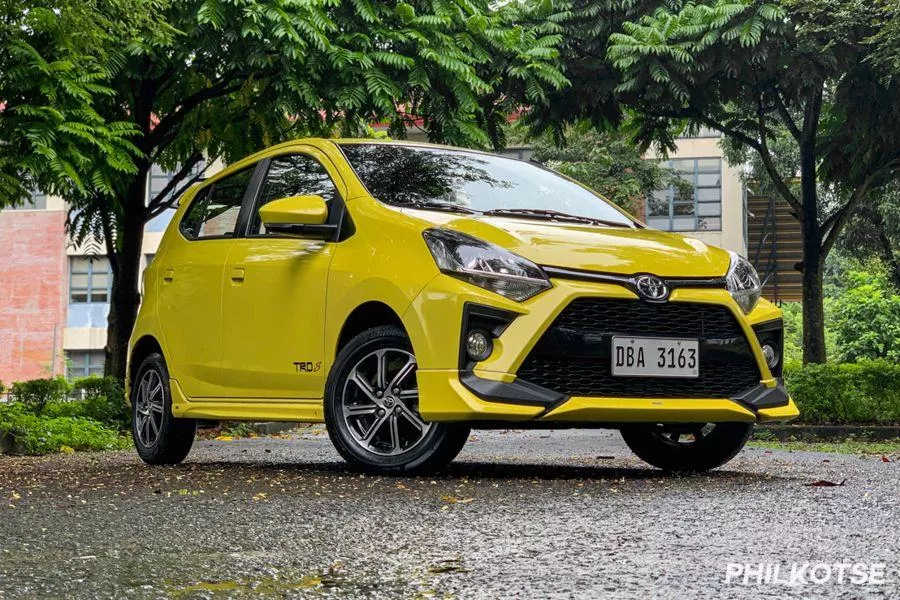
[{"left": 0, "top": 210, "right": 67, "bottom": 383}]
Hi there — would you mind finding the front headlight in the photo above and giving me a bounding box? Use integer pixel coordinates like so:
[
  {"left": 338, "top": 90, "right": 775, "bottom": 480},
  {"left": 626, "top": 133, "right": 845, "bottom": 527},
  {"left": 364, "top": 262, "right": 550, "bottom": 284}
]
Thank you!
[
  {"left": 726, "top": 251, "right": 761, "bottom": 314},
  {"left": 422, "top": 229, "right": 551, "bottom": 302}
]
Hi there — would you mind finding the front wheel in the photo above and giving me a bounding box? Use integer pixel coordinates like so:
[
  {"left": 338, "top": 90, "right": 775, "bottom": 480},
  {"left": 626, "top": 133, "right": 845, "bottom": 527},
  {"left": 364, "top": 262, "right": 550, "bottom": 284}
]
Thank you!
[
  {"left": 131, "top": 352, "right": 196, "bottom": 465},
  {"left": 324, "top": 326, "right": 469, "bottom": 474},
  {"left": 620, "top": 422, "right": 753, "bottom": 472}
]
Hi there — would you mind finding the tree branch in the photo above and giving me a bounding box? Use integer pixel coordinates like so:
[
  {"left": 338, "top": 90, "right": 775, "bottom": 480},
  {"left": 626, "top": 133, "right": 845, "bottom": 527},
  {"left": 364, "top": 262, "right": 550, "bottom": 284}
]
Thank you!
[
  {"left": 821, "top": 173, "right": 876, "bottom": 256},
  {"left": 146, "top": 153, "right": 204, "bottom": 212},
  {"left": 771, "top": 86, "right": 802, "bottom": 142},
  {"left": 146, "top": 76, "right": 246, "bottom": 150},
  {"left": 754, "top": 98, "right": 804, "bottom": 214}
]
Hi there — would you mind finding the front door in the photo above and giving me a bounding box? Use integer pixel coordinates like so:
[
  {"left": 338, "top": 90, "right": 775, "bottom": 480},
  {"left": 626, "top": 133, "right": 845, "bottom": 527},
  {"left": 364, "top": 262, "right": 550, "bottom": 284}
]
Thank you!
[
  {"left": 156, "top": 166, "right": 255, "bottom": 397},
  {"left": 219, "top": 149, "right": 345, "bottom": 398}
]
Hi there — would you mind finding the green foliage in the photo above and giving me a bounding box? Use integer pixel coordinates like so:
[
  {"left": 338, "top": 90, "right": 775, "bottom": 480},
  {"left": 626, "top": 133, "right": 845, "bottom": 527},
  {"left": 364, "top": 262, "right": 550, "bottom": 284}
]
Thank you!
[
  {"left": 10, "top": 377, "right": 71, "bottom": 415},
  {"left": 829, "top": 269, "right": 900, "bottom": 363},
  {"left": 45, "top": 376, "right": 130, "bottom": 431},
  {"left": 0, "top": 403, "right": 129, "bottom": 455},
  {"left": 785, "top": 361, "right": 900, "bottom": 424},
  {"left": 0, "top": 0, "right": 157, "bottom": 205},
  {"left": 221, "top": 422, "right": 255, "bottom": 437},
  {"left": 526, "top": 125, "right": 689, "bottom": 213}
]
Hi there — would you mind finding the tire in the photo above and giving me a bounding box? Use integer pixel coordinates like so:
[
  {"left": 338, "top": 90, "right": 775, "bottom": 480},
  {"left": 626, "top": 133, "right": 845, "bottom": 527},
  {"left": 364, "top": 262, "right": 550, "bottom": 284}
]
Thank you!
[
  {"left": 620, "top": 422, "right": 754, "bottom": 472},
  {"left": 131, "top": 352, "right": 196, "bottom": 465},
  {"left": 324, "top": 325, "right": 470, "bottom": 474}
]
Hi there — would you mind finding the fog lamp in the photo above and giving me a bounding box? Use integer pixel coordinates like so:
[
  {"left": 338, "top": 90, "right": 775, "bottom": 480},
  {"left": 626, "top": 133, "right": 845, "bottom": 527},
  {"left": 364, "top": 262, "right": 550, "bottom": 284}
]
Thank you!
[
  {"left": 762, "top": 344, "right": 779, "bottom": 369},
  {"left": 465, "top": 329, "right": 493, "bottom": 362}
]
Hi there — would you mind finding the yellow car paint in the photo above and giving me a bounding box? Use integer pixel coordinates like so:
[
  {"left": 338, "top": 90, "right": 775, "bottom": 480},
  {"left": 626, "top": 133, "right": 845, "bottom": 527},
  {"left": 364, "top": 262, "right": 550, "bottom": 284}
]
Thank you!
[{"left": 128, "top": 137, "right": 799, "bottom": 428}]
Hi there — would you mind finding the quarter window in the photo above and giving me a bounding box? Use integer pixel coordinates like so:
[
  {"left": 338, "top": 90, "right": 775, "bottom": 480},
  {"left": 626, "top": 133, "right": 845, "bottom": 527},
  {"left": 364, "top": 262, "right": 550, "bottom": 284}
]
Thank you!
[
  {"left": 252, "top": 155, "right": 337, "bottom": 234},
  {"left": 179, "top": 168, "right": 253, "bottom": 240},
  {"left": 647, "top": 158, "right": 722, "bottom": 232},
  {"left": 69, "top": 257, "right": 112, "bottom": 303}
]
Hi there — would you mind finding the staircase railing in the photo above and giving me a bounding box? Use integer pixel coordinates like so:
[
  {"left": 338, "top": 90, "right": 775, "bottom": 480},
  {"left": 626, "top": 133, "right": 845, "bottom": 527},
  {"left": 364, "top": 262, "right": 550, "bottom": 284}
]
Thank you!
[{"left": 751, "top": 195, "right": 780, "bottom": 302}]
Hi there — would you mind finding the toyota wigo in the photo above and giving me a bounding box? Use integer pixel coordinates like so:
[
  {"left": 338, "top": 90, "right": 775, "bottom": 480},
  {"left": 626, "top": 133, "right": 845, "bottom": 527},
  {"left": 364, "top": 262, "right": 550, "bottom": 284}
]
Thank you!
[{"left": 128, "top": 139, "right": 798, "bottom": 473}]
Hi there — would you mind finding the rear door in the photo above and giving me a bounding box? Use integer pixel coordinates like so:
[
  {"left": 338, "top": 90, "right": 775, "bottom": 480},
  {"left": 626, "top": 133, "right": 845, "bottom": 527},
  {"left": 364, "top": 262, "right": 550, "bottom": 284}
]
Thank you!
[
  {"left": 156, "top": 166, "right": 257, "bottom": 397},
  {"left": 219, "top": 148, "right": 345, "bottom": 398}
]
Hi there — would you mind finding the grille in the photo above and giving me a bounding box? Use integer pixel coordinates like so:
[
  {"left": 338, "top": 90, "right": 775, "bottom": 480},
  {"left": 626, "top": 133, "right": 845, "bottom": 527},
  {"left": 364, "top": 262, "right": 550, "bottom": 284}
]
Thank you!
[{"left": 516, "top": 298, "right": 761, "bottom": 398}]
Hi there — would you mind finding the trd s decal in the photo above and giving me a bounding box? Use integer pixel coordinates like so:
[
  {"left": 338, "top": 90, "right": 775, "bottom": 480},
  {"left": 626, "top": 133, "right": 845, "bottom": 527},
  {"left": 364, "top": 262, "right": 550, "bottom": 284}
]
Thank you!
[{"left": 293, "top": 361, "right": 322, "bottom": 373}]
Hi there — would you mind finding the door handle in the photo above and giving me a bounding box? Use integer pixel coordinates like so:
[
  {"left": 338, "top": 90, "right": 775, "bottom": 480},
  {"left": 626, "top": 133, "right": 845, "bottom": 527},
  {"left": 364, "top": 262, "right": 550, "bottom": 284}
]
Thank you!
[
  {"left": 162, "top": 268, "right": 174, "bottom": 282},
  {"left": 230, "top": 267, "right": 246, "bottom": 283}
]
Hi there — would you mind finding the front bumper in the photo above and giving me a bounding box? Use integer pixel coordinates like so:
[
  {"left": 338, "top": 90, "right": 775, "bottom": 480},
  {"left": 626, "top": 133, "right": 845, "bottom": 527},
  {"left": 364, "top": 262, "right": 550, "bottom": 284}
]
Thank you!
[{"left": 403, "top": 273, "right": 799, "bottom": 425}]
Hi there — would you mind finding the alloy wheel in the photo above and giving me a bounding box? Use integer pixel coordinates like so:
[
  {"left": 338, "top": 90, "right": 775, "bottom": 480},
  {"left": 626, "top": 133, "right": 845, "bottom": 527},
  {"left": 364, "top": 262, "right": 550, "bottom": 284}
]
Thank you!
[
  {"left": 134, "top": 368, "right": 165, "bottom": 448},
  {"left": 341, "top": 348, "right": 432, "bottom": 456}
]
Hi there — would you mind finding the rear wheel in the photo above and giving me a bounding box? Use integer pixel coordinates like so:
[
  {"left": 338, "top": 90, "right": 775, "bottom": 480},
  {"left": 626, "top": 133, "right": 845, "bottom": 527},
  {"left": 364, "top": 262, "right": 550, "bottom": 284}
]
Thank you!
[
  {"left": 325, "top": 326, "right": 469, "bottom": 474},
  {"left": 131, "top": 353, "right": 196, "bottom": 465},
  {"left": 620, "top": 422, "right": 753, "bottom": 472}
]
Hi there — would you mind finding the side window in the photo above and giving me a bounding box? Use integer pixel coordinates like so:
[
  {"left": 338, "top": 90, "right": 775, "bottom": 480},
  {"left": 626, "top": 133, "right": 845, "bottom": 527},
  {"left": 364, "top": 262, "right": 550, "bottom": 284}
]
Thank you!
[
  {"left": 252, "top": 154, "right": 337, "bottom": 234},
  {"left": 179, "top": 168, "right": 253, "bottom": 240}
]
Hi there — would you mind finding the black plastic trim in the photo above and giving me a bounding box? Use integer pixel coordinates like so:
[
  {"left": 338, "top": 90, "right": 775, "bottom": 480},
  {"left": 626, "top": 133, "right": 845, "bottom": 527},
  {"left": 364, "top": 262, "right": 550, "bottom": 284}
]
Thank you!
[
  {"left": 263, "top": 223, "right": 339, "bottom": 238},
  {"left": 752, "top": 318, "right": 784, "bottom": 377},
  {"left": 731, "top": 377, "right": 790, "bottom": 410},
  {"left": 458, "top": 303, "right": 520, "bottom": 370},
  {"left": 459, "top": 371, "right": 566, "bottom": 408}
]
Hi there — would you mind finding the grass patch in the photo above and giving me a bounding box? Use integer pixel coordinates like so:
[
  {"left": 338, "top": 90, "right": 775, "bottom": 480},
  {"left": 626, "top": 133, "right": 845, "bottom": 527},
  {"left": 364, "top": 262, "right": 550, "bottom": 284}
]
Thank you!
[{"left": 748, "top": 438, "right": 900, "bottom": 456}]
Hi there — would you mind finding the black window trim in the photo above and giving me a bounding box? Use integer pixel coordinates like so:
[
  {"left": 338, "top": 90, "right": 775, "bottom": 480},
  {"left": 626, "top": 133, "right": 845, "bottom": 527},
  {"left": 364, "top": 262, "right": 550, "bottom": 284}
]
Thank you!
[
  {"left": 240, "top": 149, "right": 350, "bottom": 243},
  {"left": 178, "top": 165, "right": 261, "bottom": 242}
]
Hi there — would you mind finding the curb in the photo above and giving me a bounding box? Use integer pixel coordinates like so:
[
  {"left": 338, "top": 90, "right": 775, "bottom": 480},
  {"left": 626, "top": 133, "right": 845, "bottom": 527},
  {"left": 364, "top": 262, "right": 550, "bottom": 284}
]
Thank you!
[
  {"left": 250, "top": 421, "right": 303, "bottom": 436},
  {"left": 757, "top": 424, "right": 900, "bottom": 441}
]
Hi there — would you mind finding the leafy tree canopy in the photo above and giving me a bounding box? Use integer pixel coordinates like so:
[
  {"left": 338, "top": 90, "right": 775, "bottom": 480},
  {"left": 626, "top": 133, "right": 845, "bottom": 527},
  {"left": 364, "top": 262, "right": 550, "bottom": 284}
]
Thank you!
[{"left": 0, "top": 0, "right": 161, "bottom": 204}]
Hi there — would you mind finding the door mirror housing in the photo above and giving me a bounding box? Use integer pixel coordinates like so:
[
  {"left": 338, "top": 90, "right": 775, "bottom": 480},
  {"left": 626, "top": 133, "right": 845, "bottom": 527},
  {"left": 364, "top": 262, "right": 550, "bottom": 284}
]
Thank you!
[{"left": 259, "top": 195, "right": 334, "bottom": 237}]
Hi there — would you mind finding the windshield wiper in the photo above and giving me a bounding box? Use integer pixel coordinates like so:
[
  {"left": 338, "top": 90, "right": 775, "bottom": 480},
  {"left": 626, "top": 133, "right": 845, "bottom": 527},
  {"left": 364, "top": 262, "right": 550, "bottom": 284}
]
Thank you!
[
  {"left": 388, "top": 199, "right": 479, "bottom": 214},
  {"left": 480, "top": 208, "right": 632, "bottom": 228}
]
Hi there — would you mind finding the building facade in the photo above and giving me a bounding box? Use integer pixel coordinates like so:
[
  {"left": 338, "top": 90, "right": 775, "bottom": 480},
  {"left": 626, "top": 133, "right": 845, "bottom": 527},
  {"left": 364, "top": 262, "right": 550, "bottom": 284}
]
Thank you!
[{"left": 0, "top": 135, "right": 746, "bottom": 384}]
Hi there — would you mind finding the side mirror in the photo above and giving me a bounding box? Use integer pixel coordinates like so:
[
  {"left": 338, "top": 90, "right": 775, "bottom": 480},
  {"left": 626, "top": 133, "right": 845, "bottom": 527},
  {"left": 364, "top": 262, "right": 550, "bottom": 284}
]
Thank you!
[{"left": 259, "top": 195, "right": 333, "bottom": 237}]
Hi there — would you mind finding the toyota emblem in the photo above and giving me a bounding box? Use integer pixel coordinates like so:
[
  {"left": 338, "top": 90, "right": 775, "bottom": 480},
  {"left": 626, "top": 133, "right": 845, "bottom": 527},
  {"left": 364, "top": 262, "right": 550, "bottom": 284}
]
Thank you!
[{"left": 634, "top": 275, "right": 669, "bottom": 302}]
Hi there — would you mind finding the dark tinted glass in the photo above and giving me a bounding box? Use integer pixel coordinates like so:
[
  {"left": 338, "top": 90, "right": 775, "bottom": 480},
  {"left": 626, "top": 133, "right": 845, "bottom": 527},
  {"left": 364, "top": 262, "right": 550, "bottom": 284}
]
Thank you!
[
  {"left": 252, "top": 155, "right": 337, "bottom": 234},
  {"left": 340, "top": 144, "right": 632, "bottom": 225},
  {"left": 180, "top": 168, "right": 252, "bottom": 239}
]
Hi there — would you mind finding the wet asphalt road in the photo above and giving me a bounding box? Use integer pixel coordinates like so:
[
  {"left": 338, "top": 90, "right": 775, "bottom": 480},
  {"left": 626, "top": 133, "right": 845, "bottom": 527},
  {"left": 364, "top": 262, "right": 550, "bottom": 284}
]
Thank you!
[{"left": 1, "top": 427, "right": 898, "bottom": 599}]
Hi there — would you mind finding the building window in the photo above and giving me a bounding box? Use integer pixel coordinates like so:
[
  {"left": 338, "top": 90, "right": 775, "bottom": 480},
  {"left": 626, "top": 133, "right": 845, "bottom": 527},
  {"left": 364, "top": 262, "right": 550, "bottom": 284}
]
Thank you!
[
  {"left": 647, "top": 158, "right": 722, "bottom": 232},
  {"left": 67, "top": 351, "right": 104, "bottom": 380},
  {"left": 678, "top": 126, "right": 722, "bottom": 139},
  {"left": 7, "top": 190, "right": 47, "bottom": 210},
  {"left": 69, "top": 257, "right": 112, "bottom": 304},
  {"left": 146, "top": 162, "right": 206, "bottom": 232}
]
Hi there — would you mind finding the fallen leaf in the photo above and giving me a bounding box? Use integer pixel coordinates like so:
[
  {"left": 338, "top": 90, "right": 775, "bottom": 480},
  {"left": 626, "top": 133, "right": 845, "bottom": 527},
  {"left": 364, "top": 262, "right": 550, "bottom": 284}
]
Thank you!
[
  {"left": 214, "top": 435, "right": 234, "bottom": 441},
  {"left": 881, "top": 456, "right": 892, "bottom": 463},
  {"left": 806, "top": 479, "right": 846, "bottom": 487},
  {"left": 441, "top": 495, "right": 474, "bottom": 504}
]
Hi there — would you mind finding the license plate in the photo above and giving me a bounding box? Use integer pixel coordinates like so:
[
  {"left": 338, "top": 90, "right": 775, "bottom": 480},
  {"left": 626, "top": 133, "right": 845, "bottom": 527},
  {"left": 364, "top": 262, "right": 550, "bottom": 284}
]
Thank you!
[{"left": 611, "top": 337, "right": 699, "bottom": 378}]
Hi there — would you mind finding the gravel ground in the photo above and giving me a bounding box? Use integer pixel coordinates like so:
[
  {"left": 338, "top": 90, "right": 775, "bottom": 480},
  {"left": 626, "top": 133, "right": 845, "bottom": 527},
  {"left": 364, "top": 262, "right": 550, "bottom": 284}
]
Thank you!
[{"left": 1, "top": 427, "right": 898, "bottom": 599}]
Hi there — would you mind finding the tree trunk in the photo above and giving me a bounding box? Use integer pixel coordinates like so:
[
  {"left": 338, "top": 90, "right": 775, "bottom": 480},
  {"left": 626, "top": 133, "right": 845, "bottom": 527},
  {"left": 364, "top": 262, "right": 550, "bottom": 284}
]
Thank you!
[
  {"left": 104, "top": 172, "right": 148, "bottom": 381},
  {"left": 798, "top": 144, "right": 827, "bottom": 364}
]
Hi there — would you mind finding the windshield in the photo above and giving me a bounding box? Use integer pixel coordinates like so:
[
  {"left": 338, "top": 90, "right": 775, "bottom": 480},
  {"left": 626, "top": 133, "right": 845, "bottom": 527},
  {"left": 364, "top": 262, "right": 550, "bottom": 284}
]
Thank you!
[{"left": 339, "top": 143, "right": 634, "bottom": 227}]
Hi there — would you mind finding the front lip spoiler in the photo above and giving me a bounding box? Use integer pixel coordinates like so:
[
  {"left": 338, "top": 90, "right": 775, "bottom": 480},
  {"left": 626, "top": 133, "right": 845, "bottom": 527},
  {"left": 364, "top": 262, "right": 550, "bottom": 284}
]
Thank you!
[{"left": 460, "top": 371, "right": 791, "bottom": 413}]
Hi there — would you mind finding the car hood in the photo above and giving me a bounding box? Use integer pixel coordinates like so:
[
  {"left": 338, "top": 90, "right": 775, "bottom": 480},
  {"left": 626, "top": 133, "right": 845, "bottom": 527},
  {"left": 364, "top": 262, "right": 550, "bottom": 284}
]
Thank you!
[{"left": 402, "top": 210, "right": 732, "bottom": 278}]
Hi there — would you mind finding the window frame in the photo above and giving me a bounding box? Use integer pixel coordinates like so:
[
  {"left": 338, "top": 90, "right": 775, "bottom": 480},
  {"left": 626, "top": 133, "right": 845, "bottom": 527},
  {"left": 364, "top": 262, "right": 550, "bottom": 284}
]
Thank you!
[
  {"left": 66, "top": 350, "right": 105, "bottom": 380},
  {"left": 69, "top": 256, "right": 113, "bottom": 304},
  {"left": 649, "top": 157, "right": 723, "bottom": 232},
  {"left": 247, "top": 153, "right": 342, "bottom": 237},
  {"left": 177, "top": 166, "right": 260, "bottom": 241},
  {"left": 241, "top": 149, "right": 349, "bottom": 242}
]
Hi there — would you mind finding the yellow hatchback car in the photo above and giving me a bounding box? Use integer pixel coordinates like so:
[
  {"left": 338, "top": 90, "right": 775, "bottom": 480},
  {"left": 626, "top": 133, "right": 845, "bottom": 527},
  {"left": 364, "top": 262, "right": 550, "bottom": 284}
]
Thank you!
[{"left": 128, "top": 138, "right": 798, "bottom": 473}]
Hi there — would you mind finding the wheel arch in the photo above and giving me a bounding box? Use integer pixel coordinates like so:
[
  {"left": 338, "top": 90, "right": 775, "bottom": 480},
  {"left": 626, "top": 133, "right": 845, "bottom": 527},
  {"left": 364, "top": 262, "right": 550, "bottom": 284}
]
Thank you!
[
  {"left": 128, "top": 335, "right": 164, "bottom": 398},
  {"left": 335, "top": 301, "right": 406, "bottom": 358}
]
